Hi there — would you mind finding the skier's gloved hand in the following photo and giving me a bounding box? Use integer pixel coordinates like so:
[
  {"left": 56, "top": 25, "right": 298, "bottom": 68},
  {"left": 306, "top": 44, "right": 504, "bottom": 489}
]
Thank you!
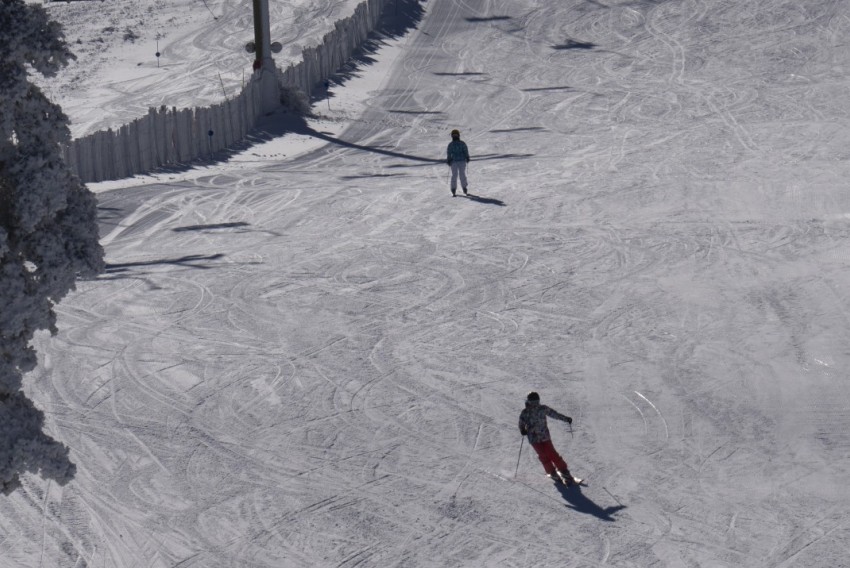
[
  {"left": 519, "top": 428, "right": 527, "bottom": 436},
  {"left": 565, "top": 417, "right": 573, "bottom": 424}
]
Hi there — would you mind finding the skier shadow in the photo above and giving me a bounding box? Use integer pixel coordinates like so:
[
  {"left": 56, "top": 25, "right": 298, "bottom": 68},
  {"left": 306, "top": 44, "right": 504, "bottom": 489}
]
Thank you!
[
  {"left": 464, "top": 194, "right": 505, "bottom": 206},
  {"left": 555, "top": 485, "right": 626, "bottom": 521}
]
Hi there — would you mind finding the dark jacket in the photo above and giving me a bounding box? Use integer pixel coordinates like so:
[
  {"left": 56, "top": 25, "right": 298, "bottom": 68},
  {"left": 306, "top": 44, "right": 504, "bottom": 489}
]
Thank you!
[
  {"left": 518, "top": 400, "right": 571, "bottom": 445},
  {"left": 447, "top": 139, "right": 470, "bottom": 164}
]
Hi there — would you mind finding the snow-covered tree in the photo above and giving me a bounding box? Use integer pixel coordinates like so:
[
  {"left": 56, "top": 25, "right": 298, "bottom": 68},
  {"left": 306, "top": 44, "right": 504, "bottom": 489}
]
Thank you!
[{"left": 0, "top": 0, "right": 104, "bottom": 493}]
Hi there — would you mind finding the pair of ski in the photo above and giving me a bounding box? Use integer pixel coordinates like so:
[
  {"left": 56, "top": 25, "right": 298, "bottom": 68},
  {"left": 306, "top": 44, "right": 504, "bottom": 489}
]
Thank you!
[{"left": 550, "top": 473, "right": 585, "bottom": 487}]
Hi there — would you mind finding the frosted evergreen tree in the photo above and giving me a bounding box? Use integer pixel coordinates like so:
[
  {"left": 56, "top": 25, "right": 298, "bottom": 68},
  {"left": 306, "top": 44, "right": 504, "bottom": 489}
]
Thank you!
[{"left": 0, "top": 0, "right": 104, "bottom": 493}]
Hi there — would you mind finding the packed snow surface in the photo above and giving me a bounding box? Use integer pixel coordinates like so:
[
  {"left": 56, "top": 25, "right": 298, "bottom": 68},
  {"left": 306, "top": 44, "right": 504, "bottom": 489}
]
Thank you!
[{"left": 5, "top": 0, "right": 850, "bottom": 566}]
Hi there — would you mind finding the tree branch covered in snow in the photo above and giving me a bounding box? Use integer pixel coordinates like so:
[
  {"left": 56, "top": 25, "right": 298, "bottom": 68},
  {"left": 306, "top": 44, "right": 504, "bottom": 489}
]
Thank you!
[{"left": 0, "top": 0, "right": 104, "bottom": 494}]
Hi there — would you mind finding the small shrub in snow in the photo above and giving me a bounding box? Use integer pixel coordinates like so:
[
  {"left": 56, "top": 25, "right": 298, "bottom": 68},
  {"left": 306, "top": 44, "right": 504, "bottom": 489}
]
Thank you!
[{"left": 278, "top": 85, "right": 311, "bottom": 115}]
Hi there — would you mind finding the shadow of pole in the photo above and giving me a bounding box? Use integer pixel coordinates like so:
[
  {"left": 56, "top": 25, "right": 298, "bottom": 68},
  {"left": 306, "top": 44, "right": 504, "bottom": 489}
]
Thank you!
[
  {"left": 463, "top": 194, "right": 506, "bottom": 206},
  {"left": 552, "top": 39, "right": 597, "bottom": 50},
  {"left": 298, "top": 121, "right": 444, "bottom": 163},
  {"left": 259, "top": 112, "right": 535, "bottom": 167},
  {"left": 104, "top": 253, "right": 226, "bottom": 273},
  {"left": 172, "top": 221, "right": 251, "bottom": 232}
]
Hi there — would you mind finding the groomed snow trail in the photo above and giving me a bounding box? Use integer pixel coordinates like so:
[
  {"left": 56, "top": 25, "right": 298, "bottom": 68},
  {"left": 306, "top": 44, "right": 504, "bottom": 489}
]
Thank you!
[{"left": 5, "top": 0, "right": 850, "bottom": 566}]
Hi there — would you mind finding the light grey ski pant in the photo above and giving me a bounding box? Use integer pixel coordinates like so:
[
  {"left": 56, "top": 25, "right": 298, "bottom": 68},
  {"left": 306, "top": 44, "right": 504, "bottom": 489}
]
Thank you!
[{"left": 450, "top": 161, "right": 468, "bottom": 191}]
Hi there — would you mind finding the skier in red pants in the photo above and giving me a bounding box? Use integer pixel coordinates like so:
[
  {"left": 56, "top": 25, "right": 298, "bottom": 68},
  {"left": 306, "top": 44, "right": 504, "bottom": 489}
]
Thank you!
[{"left": 518, "top": 391, "right": 577, "bottom": 485}]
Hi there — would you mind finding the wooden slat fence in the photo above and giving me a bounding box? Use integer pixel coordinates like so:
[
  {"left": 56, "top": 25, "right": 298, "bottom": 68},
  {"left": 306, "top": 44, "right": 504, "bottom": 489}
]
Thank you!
[{"left": 64, "top": 0, "right": 390, "bottom": 183}]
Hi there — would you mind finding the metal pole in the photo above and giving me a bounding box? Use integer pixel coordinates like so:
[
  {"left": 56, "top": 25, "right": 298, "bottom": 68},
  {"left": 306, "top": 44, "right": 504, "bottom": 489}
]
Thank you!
[
  {"left": 252, "top": 0, "right": 279, "bottom": 113},
  {"left": 252, "top": 0, "right": 266, "bottom": 68}
]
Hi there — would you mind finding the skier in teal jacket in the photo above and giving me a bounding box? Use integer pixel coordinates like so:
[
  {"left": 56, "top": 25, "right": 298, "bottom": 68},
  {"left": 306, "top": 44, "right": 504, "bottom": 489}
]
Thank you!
[{"left": 446, "top": 129, "right": 470, "bottom": 196}]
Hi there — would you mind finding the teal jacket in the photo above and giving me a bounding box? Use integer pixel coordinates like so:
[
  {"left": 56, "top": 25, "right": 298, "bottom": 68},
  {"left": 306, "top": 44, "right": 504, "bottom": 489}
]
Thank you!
[{"left": 446, "top": 140, "right": 470, "bottom": 164}]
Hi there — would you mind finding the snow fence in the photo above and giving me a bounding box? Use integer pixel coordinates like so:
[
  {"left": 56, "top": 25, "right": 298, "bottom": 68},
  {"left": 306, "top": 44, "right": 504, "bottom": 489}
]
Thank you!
[{"left": 63, "top": 0, "right": 390, "bottom": 183}]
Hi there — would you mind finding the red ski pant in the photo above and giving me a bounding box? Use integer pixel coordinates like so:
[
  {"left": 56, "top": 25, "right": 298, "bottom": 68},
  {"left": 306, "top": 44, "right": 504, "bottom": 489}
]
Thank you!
[{"left": 530, "top": 440, "right": 569, "bottom": 476}]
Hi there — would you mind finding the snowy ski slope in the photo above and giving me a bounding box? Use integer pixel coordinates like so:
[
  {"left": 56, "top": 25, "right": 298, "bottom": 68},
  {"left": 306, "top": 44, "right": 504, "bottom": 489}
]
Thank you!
[{"left": 4, "top": 0, "right": 850, "bottom": 566}]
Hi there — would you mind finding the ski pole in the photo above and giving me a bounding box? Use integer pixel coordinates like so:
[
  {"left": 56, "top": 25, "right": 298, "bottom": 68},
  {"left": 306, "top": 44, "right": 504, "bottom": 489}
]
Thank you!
[
  {"left": 514, "top": 436, "right": 524, "bottom": 477},
  {"left": 569, "top": 421, "right": 573, "bottom": 439}
]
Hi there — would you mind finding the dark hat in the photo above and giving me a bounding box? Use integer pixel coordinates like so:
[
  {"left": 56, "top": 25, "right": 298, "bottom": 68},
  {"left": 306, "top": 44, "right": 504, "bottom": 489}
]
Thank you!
[
  {"left": 451, "top": 129, "right": 460, "bottom": 137},
  {"left": 526, "top": 391, "right": 540, "bottom": 402}
]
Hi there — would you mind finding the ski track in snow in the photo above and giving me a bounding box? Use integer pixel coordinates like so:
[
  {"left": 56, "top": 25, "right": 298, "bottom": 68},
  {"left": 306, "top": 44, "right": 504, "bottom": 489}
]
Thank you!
[{"left": 6, "top": 0, "right": 850, "bottom": 566}]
